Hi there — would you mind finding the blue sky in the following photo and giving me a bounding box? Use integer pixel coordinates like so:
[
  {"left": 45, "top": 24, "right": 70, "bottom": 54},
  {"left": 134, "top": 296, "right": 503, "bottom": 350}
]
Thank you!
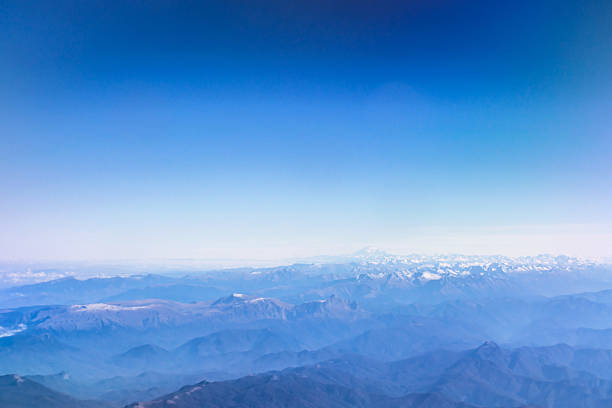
[{"left": 1, "top": 0, "right": 611, "bottom": 260}]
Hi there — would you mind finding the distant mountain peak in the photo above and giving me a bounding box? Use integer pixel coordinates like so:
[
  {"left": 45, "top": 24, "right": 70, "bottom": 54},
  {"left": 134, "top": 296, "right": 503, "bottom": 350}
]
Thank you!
[
  {"left": 211, "top": 293, "right": 251, "bottom": 305},
  {"left": 121, "top": 344, "right": 169, "bottom": 357},
  {"left": 472, "top": 341, "right": 503, "bottom": 360},
  {"left": 476, "top": 340, "right": 500, "bottom": 350},
  {"left": 354, "top": 246, "right": 388, "bottom": 255},
  {"left": 353, "top": 246, "right": 395, "bottom": 261}
]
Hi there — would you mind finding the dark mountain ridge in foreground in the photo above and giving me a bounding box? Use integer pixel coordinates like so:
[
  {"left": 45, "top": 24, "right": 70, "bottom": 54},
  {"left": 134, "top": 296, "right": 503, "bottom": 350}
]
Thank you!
[
  {"left": 125, "top": 374, "right": 480, "bottom": 408},
  {"left": 125, "top": 342, "right": 612, "bottom": 408}
]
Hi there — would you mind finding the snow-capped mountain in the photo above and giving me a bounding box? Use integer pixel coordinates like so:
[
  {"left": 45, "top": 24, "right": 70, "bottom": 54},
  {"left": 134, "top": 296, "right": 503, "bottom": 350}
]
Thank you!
[{"left": 1, "top": 253, "right": 608, "bottom": 312}]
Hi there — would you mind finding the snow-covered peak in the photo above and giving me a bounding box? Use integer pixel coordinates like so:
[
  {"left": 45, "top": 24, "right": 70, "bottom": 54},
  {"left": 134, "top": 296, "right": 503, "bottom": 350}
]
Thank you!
[
  {"left": 70, "top": 303, "right": 152, "bottom": 312},
  {"left": 352, "top": 246, "right": 397, "bottom": 263}
]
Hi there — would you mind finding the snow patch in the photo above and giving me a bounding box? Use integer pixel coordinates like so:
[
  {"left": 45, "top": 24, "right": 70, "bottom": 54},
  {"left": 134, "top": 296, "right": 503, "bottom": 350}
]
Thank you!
[
  {"left": 421, "top": 271, "right": 442, "bottom": 281},
  {"left": 0, "top": 323, "right": 27, "bottom": 338},
  {"left": 71, "top": 303, "right": 151, "bottom": 312}
]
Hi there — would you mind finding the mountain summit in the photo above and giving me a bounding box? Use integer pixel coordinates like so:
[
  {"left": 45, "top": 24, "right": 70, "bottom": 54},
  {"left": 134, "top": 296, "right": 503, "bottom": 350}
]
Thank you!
[{"left": 352, "top": 246, "right": 395, "bottom": 261}]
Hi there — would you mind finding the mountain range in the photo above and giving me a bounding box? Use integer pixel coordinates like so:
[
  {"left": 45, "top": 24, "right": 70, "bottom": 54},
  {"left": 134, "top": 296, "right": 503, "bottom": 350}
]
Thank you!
[
  {"left": 2, "top": 253, "right": 612, "bottom": 407},
  {"left": 126, "top": 341, "right": 612, "bottom": 408}
]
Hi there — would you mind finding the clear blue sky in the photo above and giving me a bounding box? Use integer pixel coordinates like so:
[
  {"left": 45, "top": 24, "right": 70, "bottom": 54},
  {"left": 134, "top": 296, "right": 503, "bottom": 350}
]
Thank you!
[{"left": 1, "top": 0, "right": 611, "bottom": 260}]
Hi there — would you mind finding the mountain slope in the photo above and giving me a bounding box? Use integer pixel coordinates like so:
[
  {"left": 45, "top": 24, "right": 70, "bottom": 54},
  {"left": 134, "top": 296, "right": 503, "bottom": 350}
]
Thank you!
[
  {"left": 125, "top": 374, "right": 478, "bottom": 408},
  {"left": 126, "top": 342, "right": 612, "bottom": 408},
  {"left": 0, "top": 374, "right": 110, "bottom": 408}
]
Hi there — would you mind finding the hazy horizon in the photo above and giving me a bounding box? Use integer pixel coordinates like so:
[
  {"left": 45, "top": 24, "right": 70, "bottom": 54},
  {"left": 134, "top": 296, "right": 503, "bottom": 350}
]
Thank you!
[{"left": 2, "top": 238, "right": 612, "bottom": 264}]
